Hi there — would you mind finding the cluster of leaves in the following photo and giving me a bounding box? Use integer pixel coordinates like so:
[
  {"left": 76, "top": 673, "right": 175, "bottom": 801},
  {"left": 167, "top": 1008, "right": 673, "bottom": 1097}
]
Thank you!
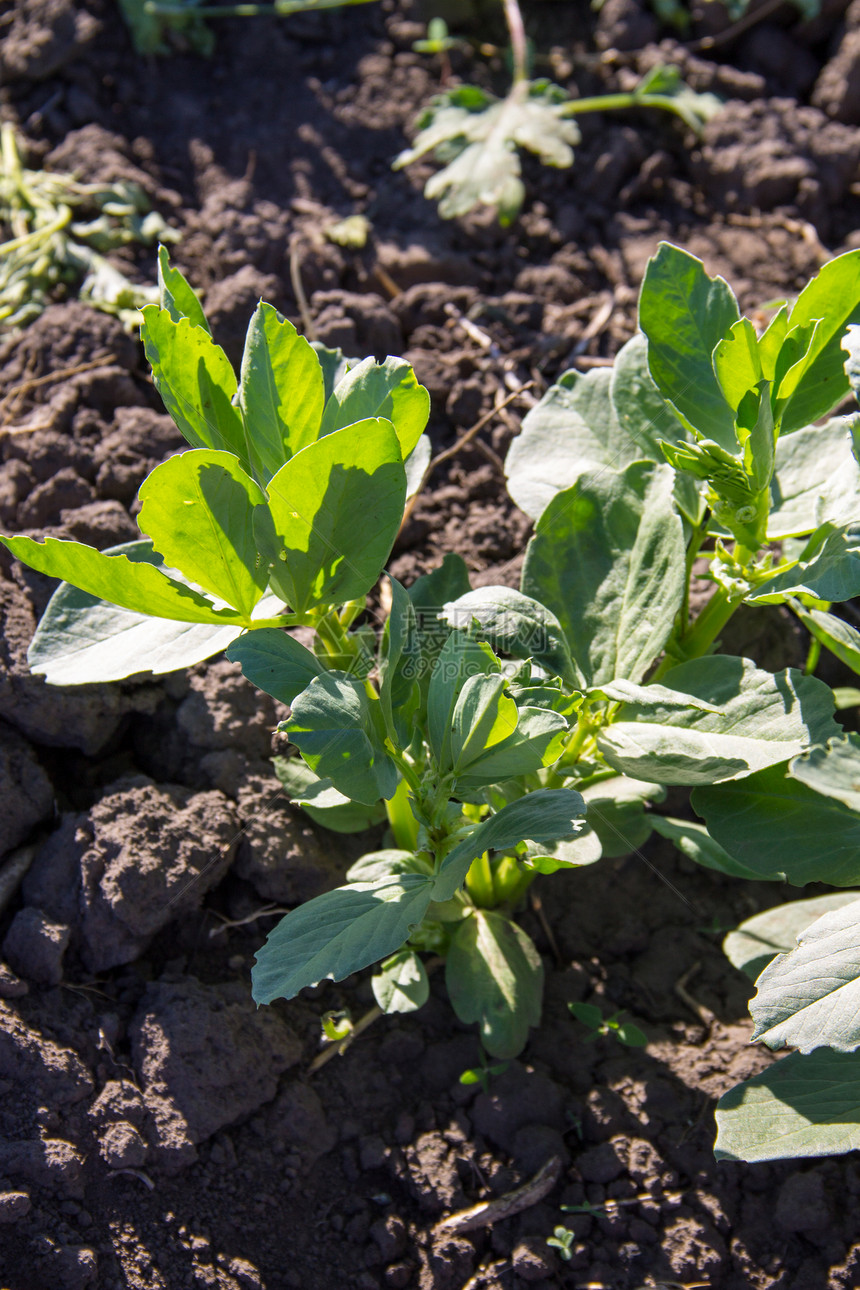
[
  {"left": 7, "top": 243, "right": 860, "bottom": 1166},
  {"left": 118, "top": 0, "right": 379, "bottom": 57},
  {"left": 0, "top": 124, "right": 174, "bottom": 334},
  {"left": 504, "top": 241, "right": 860, "bottom": 1162}
]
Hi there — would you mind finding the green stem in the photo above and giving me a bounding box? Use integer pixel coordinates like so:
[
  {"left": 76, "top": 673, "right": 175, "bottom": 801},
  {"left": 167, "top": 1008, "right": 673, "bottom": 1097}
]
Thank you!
[
  {"left": 501, "top": 0, "right": 529, "bottom": 86},
  {"left": 385, "top": 776, "right": 419, "bottom": 851},
  {"left": 804, "top": 635, "right": 822, "bottom": 676}
]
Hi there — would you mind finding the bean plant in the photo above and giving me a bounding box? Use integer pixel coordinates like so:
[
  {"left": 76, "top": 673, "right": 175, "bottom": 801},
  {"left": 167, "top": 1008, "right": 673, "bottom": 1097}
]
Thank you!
[{"left": 5, "top": 244, "right": 860, "bottom": 1166}]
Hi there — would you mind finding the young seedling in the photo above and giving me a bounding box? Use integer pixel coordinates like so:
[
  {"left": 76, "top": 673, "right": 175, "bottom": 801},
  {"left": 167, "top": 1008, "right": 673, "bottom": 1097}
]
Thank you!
[
  {"left": 568, "top": 1002, "right": 647, "bottom": 1048},
  {"left": 546, "top": 1225, "right": 575, "bottom": 1261},
  {"left": 396, "top": 0, "right": 719, "bottom": 224},
  {"left": 7, "top": 242, "right": 860, "bottom": 1126},
  {"left": 0, "top": 124, "right": 174, "bottom": 332},
  {"left": 459, "top": 1051, "right": 509, "bottom": 1092}
]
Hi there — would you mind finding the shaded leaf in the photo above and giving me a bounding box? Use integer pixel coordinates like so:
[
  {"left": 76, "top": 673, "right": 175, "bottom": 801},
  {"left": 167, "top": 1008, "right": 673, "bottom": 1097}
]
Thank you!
[
  {"left": 226, "top": 628, "right": 325, "bottom": 705},
  {"left": 446, "top": 911, "right": 543, "bottom": 1058},
  {"left": 724, "top": 893, "right": 860, "bottom": 981},
  {"left": 239, "top": 302, "right": 324, "bottom": 480}
]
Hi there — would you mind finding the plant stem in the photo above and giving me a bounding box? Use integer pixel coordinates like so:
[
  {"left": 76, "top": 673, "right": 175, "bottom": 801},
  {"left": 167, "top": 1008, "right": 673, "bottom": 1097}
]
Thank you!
[
  {"left": 804, "top": 635, "right": 822, "bottom": 676},
  {"left": 501, "top": 0, "right": 529, "bottom": 87}
]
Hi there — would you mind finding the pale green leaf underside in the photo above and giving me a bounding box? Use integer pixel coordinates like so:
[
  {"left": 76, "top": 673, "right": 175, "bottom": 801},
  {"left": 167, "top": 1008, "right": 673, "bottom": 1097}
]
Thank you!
[
  {"left": 750, "top": 898, "right": 860, "bottom": 1052},
  {"left": 599, "top": 656, "right": 838, "bottom": 785},
  {"left": 749, "top": 523, "right": 860, "bottom": 605},
  {"left": 724, "top": 892, "right": 860, "bottom": 981},
  {"left": 715, "top": 1049, "right": 860, "bottom": 1162},
  {"left": 768, "top": 417, "right": 860, "bottom": 539},
  {"left": 790, "top": 735, "right": 860, "bottom": 812}
]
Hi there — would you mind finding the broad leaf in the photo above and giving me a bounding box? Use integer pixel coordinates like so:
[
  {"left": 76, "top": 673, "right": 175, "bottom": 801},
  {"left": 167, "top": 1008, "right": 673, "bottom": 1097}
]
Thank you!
[
  {"left": 157, "top": 246, "right": 210, "bottom": 332},
  {"left": 426, "top": 633, "right": 499, "bottom": 772},
  {"left": 712, "top": 317, "right": 762, "bottom": 416},
  {"left": 140, "top": 307, "right": 247, "bottom": 462},
  {"left": 372, "top": 949, "right": 429, "bottom": 1014},
  {"left": 0, "top": 534, "right": 245, "bottom": 625},
  {"left": 137, "top": 449, "right": 269, "bottom": 619},
  {"left": 792, "top": 605, "right": 860, "bottom": 677},
  {"left": 273, "top": 757, "right": 386, "bottom": 833},
  {"left": 239, "top": 302, "right": 324, "bottom": 480},
  {"left": 650, "top": 815, "right": 762, "bottom": 880},
  {"left": 256, "top": 418, "right": 406, "bottom": 613},
  {"left": 226, "top": 628, "right": 325, "bottom": 705},
  {"left": 777, "top": 248, "right": 860, "bottom": 432},
  {"left": 394, "top": 82, "right": 581, "bottom": 225},
  {"left": 346, "top": 850, "right": 430, "bottom": 883},
  {"left": 768, "top": 417, "right": 860, "bottom": 539},
  {"left": 27, "top": 538, "right": 244, "bottom": 684},
  {"left": 442, "top": 586, "right": 577, "bottom": 686},
  {"left": 791, "top": 735, "right": 860, "bottom": 811},
  {"left": 639, "top": 242, "right": 740, "bottom": 450},
  {"left": 252, "top": 874, "right": 434, "bottom": 1002},
  {"left": 379, "top": 577, "right": 420, "bottom": 739},
  {"left": 599, "top": 656, "right": 838, "bottom": 785},
  {"left": 724, "top": 893, "right": 860, "bottom": 980},
  {"left": 521, "top": 826, "right": 602, "bottom": 873},
  {"left": 434, "top": 787, "right": 585, "bottom": 901},
  {"left": 455, "top": 706, "right": 567, "bottom": 788},
  {"left": 319, "top": 356, "right": 430, "bottom": 459},
  {"left": 446, "top": 911, "right": 543, "bottom": 1058},
  {"left": 450, "top": 673, "right": 519, "bottom": 773},
  {"left": 749, "top": 523, "right": 860, "bottom": 604},
  {"left": 504, "top": 365, "right": 641, "bottom": 521},
  {"left": 715, "top": 1049, "right": 860, "bottom": 1162},
  {"left": 285, "top": 672, "right": 399, "bottom": 805},
  {"left": 522, "top": 461, "right": 685, "bottom": 688},
  {"left": 749, "top": 898, "right": 860, "bottom": 1052},
  {"left": 693, "top": 764, "right": 860, "bottom": 886}
]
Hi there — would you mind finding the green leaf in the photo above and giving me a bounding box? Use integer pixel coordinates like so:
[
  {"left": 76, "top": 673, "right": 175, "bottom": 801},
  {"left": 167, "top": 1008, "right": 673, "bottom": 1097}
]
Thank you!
[
  {"left": 768, "top": 417, "right": 860, "bottom": 539},
  {"left": 140, "top": 307, "right": 247, "bottom": 461},
  {"left": 408, "top": 552, "right": 472, "bottom": 614},
  {"left": 712, "top": 317, "right": 762, "bottom": 416},
  {"left": 749, "top": 897, "right": 860, "bottom": 1052},
  {"left": 26, "top": 538, "right": 244, "bottom": 684},
  {"left": 776, "top": 248, "right": 860, "bottom": 433},
  {"left": 272, "top": 757, "right": 386, "bottom": 833},
  {"left": 394, "top": 82, "right": 580, "bottom": 225},
  {"left": 319, "top": 356, "right": 430, "bottom": 460},
  {"left": 693, "top": 764, "right": 860, "bottom": 886},
  {"left": 256, "top": 418, "right": 406, "bottom": 613},
  {"left": 285, "top": 672, "right": 399, "bottom": 806},
  {"left": 522, "top": 461, "right": 686, "bottom": 687},
  {"left": 749, "top": 523, "right": 860, "bottom": 605},
  {"left": 441, "top": 586, "right": 577, "bottom": 686},
  {"left": 504, "top": 365, "right": 642, "bottom": 522},
  {"left": 580, "top": 776, "right": 663, "bottom": 858},
  {"left": 455, "top": 706, "right": 568, "bottom": 788},
  {"left": 724, "top": 893, "right": 860, "bottom": 981},
  {"left": 610, "top": 332, "right": 702, "bottom": 525},
  {"left": 426, "top": 633, "right": 499, "bottom": 772},
  {"left": 446, "top": 911, "right": 543, "bottom": 1058},
  {"left": 450, "top": 673, "right": 519, "bottom": 773},
  {"left": 346, "top": 850, "right": 430, "bottom": 883},
  {"left": 0, "top": 534, "right": 245, "bottom": 625},
  {"left": 650, "top": 815, "right": 763, "bottom": 880},
  {"left": 226, "top": 628, "right": 325, "bottom": 705},
  {"left": 157, "top": 246, "right": 210, "bottom": 332},
  {"left": 238, "top": 302, "right": 324, "bottom": 481},
  {"left": 599, "top": 656, "right": 839, "bottom": 785},
  {"left": 715, "top": 1049, "right": 860, "bottom": 1162},
  {"left": 137, "top": 449, "right": 269, "bottom": 619},
  {"left": 639, "top": 242, "right": 740, "bottom": 451},
  {"left": 372, "top": 949, "right": 429, "bottom": 1014},
  {"left": 791, "top": 735, "right": 860, "bottom": 811},
  {"left": 434, "top": 787, "right": 586, "bottom": 901},
  {"left": 252, "top": 874, "right": 434, "bottom": 1003},
  {"left": 792, "top": 605, "right": 860, "bottom": 677},
  {"left": 379, "top": 577, "right": 420, "bottom": 741},
  {"left": 521, "top": 824, "right": 602, "bottom": 872}
]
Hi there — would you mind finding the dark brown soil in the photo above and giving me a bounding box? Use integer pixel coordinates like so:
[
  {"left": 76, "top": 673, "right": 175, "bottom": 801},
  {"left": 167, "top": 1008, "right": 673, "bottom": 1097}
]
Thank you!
[{"left": 2, "top": 1, "right": 860, "bottom": 1287}]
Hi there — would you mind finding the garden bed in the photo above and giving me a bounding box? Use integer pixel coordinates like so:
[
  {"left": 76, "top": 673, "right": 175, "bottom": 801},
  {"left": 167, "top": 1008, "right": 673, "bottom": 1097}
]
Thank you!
[{"left": 1, "top": 0, "right": 860, "bottom": 1286}]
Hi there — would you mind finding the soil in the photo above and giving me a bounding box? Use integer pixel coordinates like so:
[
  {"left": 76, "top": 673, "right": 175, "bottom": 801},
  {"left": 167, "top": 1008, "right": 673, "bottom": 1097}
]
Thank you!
[{"left": 1, "top": 0, "right": 860, "bottom": 1287}]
